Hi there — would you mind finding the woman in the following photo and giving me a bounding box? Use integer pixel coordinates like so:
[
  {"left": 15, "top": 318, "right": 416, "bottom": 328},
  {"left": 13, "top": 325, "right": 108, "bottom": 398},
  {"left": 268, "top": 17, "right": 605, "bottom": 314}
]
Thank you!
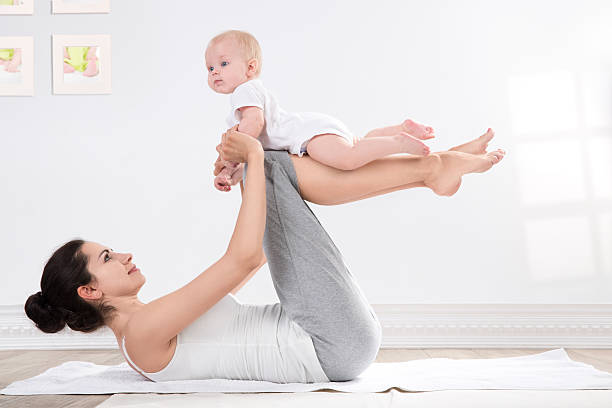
[{"left": 25, "top": 127, "right": 505, "bottom": 383}]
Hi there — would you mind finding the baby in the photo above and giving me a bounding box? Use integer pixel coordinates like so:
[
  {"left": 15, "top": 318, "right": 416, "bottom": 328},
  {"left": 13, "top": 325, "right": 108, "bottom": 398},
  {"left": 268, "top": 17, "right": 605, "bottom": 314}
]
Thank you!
[{"left": 206, "top": 30, "right": 435, "bottom": 192}]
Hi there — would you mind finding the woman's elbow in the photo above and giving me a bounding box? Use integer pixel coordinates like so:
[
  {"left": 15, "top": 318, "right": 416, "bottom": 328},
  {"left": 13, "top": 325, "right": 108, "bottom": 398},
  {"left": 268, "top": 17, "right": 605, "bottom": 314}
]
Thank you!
[{"left": 225, "top": 250, "right": 261, "bottom": 271}]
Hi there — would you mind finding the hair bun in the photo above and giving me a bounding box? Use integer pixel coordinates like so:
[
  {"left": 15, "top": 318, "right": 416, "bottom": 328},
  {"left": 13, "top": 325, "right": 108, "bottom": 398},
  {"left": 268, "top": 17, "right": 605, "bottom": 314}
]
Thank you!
[
  {"left": 24, "top": 291, "right": 67, "bottom": 334},
  {"left": 35, "top": 291, "right": 47, "bottom": 305}
]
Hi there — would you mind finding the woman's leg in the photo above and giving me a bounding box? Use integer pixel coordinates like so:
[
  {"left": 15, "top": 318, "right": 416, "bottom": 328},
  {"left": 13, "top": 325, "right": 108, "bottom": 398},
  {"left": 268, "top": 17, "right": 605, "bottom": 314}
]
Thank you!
[
  {"left": 259, "top": 130, "right": 505, "bottom": 381},
  {"left": 293, "top": 129, "right": 505, "bottom": 205},
  {"left": 291, "top": 153, "right": 434, "bottom": 205},
  {"left": 261, "top": 150, "right": 382, "bottom": 382}
]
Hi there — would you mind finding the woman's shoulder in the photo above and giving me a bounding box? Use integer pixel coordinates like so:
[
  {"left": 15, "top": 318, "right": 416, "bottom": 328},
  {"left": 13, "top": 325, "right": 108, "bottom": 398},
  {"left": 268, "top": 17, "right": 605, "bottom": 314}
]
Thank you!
[{"left": 120, "top": 315, "right": 178, "bottom": 374}]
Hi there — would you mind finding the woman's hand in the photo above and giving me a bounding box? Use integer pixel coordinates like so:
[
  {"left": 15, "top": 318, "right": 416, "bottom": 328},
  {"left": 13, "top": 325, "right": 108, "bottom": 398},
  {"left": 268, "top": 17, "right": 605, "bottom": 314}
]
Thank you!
[
  {"left": 213, "top": 125, "right": 258, "bottom": 192},
  {"left": 213, "top": 154, "right": 226, "bottom": 178},
  {"left": 217, "top": 125, "right": 263, "bottom": 163}
]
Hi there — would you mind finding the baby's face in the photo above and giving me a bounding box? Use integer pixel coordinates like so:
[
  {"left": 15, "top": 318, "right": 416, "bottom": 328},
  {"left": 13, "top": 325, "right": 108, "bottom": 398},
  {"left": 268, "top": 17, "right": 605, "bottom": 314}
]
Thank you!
[{"left": 205, "top": 39, "right": 250, "bottom": 94}]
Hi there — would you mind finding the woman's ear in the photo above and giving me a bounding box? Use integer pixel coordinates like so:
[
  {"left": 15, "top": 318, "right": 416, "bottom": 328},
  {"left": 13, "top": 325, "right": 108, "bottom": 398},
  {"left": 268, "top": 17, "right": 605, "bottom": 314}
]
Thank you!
[{"left": 77, "top": 284, "right": 102, "bottom": 301}]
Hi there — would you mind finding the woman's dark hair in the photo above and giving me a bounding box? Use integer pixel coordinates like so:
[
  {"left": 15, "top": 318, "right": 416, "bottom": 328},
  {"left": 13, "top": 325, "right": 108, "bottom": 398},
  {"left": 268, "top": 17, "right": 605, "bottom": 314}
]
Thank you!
[{"left": 24, "top": 239, "right": 117, "bottom": 333}]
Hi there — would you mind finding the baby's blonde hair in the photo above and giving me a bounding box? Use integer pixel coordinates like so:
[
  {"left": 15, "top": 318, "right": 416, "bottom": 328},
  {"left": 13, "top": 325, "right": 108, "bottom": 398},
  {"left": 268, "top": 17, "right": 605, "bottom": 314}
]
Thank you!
[{"left": 208, "top": 30, "right": 262, "bottom": 77}]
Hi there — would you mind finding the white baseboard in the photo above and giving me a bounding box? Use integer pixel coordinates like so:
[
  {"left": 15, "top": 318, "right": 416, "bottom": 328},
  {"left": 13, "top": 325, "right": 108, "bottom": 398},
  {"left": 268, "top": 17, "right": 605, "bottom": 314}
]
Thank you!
[
  {"left": 375, "top": 303, "right": 612, "bottom": 348},
  {"left": 2, "top": 304, "right": 611, "bottom": 350}
]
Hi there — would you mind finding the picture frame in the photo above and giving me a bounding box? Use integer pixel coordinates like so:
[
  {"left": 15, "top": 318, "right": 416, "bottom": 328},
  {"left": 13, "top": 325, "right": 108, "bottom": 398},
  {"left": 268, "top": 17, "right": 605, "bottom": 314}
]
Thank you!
[
  {"left": 52, "top": 0, "right": 110, "bottom": 14},
  {"left": 0, "top": 36, "right": 34, "bottom": 96},
  {"left": 52, "top": 34, "right": 111, "bottom": 95},
  {"left": 0, "top": 0, "right": 33, "bottom": 15}
]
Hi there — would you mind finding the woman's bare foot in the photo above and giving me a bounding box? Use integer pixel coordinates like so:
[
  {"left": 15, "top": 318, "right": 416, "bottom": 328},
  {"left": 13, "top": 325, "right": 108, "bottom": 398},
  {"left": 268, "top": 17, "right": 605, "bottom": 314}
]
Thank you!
[
  {"left": 402, "top": 119, "right": 435, "bottom": 140},
  {"left": 396, "top": 132, "right": 431, "bottom": 156},
  {"left": 449, "top": 128, "right": 495, "bottom": 154},
  {"left": 424, "top": 149, "right": 506, "bottom": 196}
]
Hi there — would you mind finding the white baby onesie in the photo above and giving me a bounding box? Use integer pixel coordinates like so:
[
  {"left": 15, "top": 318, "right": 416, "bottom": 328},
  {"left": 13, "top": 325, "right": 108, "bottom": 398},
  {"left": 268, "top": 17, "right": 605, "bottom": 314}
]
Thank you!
[{"left": 225, "top": 79, "right": 357, "bottom": 157}]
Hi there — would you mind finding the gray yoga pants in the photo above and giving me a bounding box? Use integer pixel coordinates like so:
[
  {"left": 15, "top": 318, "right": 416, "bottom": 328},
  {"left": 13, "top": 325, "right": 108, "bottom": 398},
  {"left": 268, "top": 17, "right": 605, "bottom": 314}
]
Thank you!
[{"left": 251, "top": 150, "right": 382, "bottom": 382}]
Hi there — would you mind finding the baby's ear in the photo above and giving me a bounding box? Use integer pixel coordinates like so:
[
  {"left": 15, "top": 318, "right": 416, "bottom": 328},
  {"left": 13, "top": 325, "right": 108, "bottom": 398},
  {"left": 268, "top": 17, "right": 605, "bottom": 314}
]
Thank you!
[{"left": 247, "top": 58, "right": 259, "bottom": 75}]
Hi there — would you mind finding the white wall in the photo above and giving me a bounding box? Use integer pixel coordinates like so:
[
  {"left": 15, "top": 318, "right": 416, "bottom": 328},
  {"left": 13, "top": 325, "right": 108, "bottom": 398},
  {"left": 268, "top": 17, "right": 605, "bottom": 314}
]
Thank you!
[{"left": 1, "top": 0, "right": 611, "bottom": 306}]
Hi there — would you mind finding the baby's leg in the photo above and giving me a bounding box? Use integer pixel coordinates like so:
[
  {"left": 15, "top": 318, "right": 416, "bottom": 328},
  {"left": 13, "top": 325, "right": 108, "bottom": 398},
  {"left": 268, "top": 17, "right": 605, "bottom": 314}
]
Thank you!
[
  {"left": 365, "top": 119, "right": 435, "bottom": 140},
  {"left": 306, "top": 133, "right": 429, "bottom": 171}
]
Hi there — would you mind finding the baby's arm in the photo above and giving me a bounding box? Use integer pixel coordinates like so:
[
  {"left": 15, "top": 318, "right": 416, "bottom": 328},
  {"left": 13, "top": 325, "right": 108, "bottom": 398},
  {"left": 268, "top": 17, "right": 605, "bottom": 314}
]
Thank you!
[
  {"left": 215, "top": 106, "right": 263, "bottom": 192},
  {"left": 237, "top": 106, "right": 265, "bottom": 139}
]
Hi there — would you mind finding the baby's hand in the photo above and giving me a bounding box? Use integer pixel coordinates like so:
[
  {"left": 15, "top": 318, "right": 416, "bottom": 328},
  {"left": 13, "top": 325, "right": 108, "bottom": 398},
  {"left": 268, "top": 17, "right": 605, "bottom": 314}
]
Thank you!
[
  {"left": 213, "top": 164, "right": 243, "bottom": 191},
  {"left": 214, "top": 167, "right": 233, "bottom": 192}
]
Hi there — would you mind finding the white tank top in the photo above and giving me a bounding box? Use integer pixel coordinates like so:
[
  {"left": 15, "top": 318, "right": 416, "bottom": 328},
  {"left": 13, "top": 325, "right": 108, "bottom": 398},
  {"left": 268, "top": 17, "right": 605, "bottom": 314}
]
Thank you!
[{"left": 120, "top": 293, "right": 329, "bottom": 383}]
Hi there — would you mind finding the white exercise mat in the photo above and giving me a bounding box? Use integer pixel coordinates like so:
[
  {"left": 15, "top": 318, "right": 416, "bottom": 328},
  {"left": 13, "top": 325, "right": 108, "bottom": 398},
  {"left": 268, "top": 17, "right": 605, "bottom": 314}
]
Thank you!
[
  {"left": 2, "top": 349, "right": 611, "bottom": 395},
  {"left": 97, "top": 390, "right": 612, "bottom": 408}
]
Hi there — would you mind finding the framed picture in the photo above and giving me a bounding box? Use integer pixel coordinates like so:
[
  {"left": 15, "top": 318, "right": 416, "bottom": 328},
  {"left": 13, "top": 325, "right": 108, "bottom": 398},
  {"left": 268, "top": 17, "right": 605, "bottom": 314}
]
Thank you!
[
  {"left": 52, "top": 0, "right": 110, "bottom": 14},
  {"left": 52, "top": 34, "right": 111, "bottom": 95},
  {"left": 0, "top": 36, "right": 33, "bottom": 96},
  {"left": 0, "top": 0, "right": 33, "bottom": 15}
]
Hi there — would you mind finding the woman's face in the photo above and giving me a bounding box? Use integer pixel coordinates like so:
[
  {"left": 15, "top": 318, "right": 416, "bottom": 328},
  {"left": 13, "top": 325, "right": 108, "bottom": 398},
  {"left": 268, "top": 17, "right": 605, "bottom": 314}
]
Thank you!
[{"left": 79, "top": 241, "right": 145, "bottom": 301}]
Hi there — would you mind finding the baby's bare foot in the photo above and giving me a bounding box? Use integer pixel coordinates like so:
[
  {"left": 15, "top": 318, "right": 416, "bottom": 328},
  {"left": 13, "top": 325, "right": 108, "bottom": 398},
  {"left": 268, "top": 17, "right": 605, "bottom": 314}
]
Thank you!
[
  {"left": 450, "top": 128, "right": 495, "bottom": 155},
  {"left": 424, "top": 149, "right": 506, "bottom": 196},
  {"left": 397, "top": 132, "right": 430, "bottom": 156},
  {"left": 402, "top": 119, "right": 435, "bottom": 140}
]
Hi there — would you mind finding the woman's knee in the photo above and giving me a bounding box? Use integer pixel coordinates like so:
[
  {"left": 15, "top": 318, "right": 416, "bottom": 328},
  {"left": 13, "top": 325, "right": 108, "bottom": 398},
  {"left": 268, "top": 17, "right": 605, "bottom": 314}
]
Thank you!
[
  {"left": 359, "top": 321, "right": 382, "bottom": 365},
  {"left": 323, "top": 322, "right": 382, "bottom": 381},
  {"left": 263, "top": 151, "right": 300, "bottom": 191}
]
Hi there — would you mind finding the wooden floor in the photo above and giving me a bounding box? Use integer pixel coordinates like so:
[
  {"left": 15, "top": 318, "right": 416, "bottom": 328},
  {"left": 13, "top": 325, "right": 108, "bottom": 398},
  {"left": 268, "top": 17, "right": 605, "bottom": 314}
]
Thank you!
[{"left": 0, "top": 348, "right": 610, "bottom": 407}]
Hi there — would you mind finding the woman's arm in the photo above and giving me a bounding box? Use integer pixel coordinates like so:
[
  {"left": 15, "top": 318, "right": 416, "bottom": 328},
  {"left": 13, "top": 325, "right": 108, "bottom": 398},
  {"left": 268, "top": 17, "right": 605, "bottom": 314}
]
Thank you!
[
  {"left": 230, "top": 252, "right": 267, "bottom": 295},
  {"left": 224, "top": 149, "right": 265, "bottom": 262},
  {"left": 127, "top": 128, "right": 266, "bottom": 349},
  {"left": 230, "top": 179, "right": 268, "bottom": 295}
]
